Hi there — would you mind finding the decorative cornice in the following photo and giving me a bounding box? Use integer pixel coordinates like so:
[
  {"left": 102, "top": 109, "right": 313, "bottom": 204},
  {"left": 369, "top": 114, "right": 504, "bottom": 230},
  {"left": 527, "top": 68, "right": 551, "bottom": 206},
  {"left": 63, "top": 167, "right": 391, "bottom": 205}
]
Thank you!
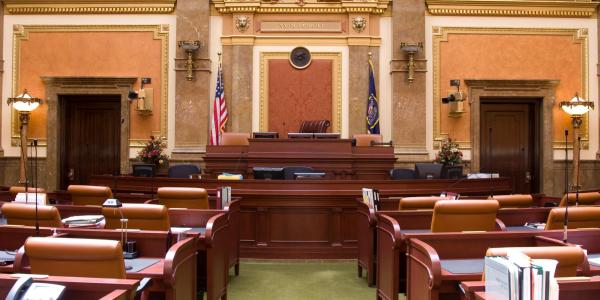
[
  {"left": 211, "top": 0, "right": 391, "bottom": 15},
  {"left": 4, "top": 0, "right": 176, "bottom": 15},
  {"left": 426, "top": 0, "right": 599, "bottom": 17}
]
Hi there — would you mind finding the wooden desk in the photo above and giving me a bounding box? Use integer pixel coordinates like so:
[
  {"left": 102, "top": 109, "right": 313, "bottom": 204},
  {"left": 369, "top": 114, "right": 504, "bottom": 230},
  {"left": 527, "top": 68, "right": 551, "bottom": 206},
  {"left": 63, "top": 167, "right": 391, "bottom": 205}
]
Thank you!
[
  {"left": 0, "top": 274, "right": 140, "bottom": 300},
  {"left": 205, "top": 138, "right": 395, "bottom": 179},
  {"left": 461, "top": 278, "right": 600, "bottom": 300},
  {"left": 0, "top": 226, "right": 57, "bottom": 273},
  {"left": 358, "top": 204, "right": 551, "bottom": 288},
  {"left": 402, "top": 232, "right": 568, "bottom": 300},
  {"left": 88, "top": 175, "right": 511, "bottom": 259}
]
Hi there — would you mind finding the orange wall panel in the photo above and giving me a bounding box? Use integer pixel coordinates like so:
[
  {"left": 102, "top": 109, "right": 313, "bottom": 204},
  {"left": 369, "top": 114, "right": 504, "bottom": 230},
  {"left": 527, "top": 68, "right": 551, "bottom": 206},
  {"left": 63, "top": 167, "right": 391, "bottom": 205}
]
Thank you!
[
  {"left": 268, "top": 59, "right": 333, "bottom": 137},
  {"left": 18, "top": 31, "right": 163, "bottom": 140},
  {"left": 439, "top": 34, "right": 583, "bottom": 142}
]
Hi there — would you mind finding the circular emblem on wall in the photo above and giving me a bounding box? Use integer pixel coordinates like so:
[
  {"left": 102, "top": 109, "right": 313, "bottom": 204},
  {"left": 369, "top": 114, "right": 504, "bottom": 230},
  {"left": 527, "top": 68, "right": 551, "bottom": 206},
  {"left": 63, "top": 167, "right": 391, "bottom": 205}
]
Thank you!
[{"left": 289, "top": 47, "right": 312, "bottom": 70}]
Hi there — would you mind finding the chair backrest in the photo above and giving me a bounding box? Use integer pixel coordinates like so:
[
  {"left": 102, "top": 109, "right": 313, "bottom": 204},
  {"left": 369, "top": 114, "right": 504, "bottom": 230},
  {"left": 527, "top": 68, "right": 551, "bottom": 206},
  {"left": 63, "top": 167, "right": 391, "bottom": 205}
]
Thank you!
[
  {"left": 24, "top": 237, "right": 126, "bottom": 279},
  {"left": 414, "top": 163, "right": 443, "bottom": 179},
  {"left": 298, "top": 120, "right": 330, "bottom": 133},
  {"left": 132, "top": 163, "right": 155, "bottom": 177},
  {"left": 559, "top": 192, "right": 600, "bottom": 207},
  {"left": 8, "top": 186, "right": 45, "bottom": 195},
  {"left": 490, "top": 194, "right": 533, "bottom": 208},
  {"left": 430, "top": 200, "right": 499, "bottom": 232},
  {"left": 353, "top": 134, "right": 382, "bottom": 147},
  {"left": 67, "top": 185, "right": 113, "bottom": 206},
  {"left": 167, "top": 164, "right": 201, "bottom": 179},
  {"left": 1, "top": 202, "right": 62, "bottom": 228},
  {"left": 544, "top": 206, "right": 600, "bottom": 230},
  {"left": 283, "top": 166, "right": 316, "bottom": 180},
  {"left": 485, "top": 246, "right": 585, "bottom": 277},
  {"left": 102, "top": 203, "right": 170, "bottom": 231},
  {"left": 221, "top": 132, "right": 250, "bottom": 146},
  {"left": 157, "top": 187, "right": 209, "bottom": 209},
  {"left": 398, "top": 196, "right": 452, "bottom": 210},
  {"left": 390, "top": 168, "right": 416, "bottom": 180}
]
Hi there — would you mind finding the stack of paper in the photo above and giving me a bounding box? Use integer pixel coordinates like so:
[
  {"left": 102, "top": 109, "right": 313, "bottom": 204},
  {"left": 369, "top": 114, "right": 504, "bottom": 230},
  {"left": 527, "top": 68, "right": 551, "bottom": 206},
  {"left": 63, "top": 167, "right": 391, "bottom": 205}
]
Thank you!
[{"left": 62, "top": 215, "right": 105, "bottom": 228}]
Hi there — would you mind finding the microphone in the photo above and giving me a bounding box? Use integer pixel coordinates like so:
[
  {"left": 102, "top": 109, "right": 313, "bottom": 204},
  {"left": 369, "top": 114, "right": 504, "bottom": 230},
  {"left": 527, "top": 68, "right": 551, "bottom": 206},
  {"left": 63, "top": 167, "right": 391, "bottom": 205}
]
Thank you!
[
  {"left": 440, "top": 175, "right": 470, "bottom": 200},
  {"left": 488, "top": 127, "right": 494, "bottom": 199},
  {"left": 33, "top": 139, "right": 39, "bottom": 236},
  {"left": 563, "top": 129, "right": 569, "bottom": 243}
]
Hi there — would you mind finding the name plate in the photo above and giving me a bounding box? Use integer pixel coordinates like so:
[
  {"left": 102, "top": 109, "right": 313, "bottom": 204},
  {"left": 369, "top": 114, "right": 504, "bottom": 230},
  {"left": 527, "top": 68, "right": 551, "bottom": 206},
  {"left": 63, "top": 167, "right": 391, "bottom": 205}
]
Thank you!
[{"left": 260, "top": 21, "right": 342, "bottom": 32}]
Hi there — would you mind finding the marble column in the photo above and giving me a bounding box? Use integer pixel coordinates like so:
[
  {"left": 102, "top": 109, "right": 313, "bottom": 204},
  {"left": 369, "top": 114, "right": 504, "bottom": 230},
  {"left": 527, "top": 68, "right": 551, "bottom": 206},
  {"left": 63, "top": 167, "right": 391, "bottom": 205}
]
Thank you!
[
  {"left": 222, "top": 45, "right": 253, "bottom": 133},
  {"left": 173, "top": 0, "right": 211, "bottom": 157},
  {"left": 348, "top": 46, "right": 378, "bottom": 137},
  {"left": 390, "top": 0, "right": 428, "bottom": 160}
]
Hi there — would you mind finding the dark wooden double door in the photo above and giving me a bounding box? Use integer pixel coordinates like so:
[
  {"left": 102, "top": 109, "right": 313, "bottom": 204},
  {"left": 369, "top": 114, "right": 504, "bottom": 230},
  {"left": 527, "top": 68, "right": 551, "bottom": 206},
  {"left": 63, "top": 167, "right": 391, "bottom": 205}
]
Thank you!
[
  {"left": 480, "top": 100, "right": 540, "bottom": 194},
  {"left": 60, "top": 95, "right": 121, "bottom": 189}
]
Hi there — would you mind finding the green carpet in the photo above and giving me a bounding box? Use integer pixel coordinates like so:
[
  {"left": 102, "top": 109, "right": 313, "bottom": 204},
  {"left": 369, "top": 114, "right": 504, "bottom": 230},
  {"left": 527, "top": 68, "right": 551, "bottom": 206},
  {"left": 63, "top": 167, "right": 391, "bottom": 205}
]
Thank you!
[{"left": 225, "top": 260, "right": 382, "bottom": 300}]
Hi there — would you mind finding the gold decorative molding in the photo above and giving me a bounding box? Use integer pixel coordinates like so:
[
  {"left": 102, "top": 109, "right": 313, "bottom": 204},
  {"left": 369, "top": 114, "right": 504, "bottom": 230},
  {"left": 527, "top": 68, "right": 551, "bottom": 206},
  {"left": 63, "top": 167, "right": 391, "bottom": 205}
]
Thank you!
[
  {"left": 211, "top": 0, "right": 391, "bottom": 14},
  {"left": 12, "top": 25, "right": 170, "bottom": 148},
  {"left": 222, "top": 35, "right": 381, "bottom": 46},
  {"left": 432, "top": 27, "right": 589, "bottom": 150},
  {"left": 259, "top": 52, "right": 342, "bottom": 134},
  {"left": 5, "top": 0, "right": 176, "bottom": 15},
  {"left": 426, "top": 0, "right": 598, "bottom": 17}
]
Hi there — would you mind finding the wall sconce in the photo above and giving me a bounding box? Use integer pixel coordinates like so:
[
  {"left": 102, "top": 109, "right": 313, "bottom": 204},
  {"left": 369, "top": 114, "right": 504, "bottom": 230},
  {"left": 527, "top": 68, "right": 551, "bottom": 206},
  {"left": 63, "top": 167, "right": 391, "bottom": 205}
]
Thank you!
[
  {"left": 178, "top": 40, "right": 201, "bottom": 81},
  {"left": 7, "top": 90, "right": 42, "bottom": 184},
  {"left": 560, "top": 93, "right": 594, "bottom": 190},
  {"left": 400, "top": 42, "right": 423, "bottom": 85}
]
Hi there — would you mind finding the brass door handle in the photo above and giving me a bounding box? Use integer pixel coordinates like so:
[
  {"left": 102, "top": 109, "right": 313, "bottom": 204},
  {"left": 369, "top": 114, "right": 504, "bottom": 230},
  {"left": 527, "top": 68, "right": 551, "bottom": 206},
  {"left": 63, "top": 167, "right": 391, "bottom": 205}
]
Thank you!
[
  {"left": 68, "top": 169, "right": 75, "bottom": 181},
  {"left": 525, "top": 171, "right": 532, "bottom": 183}
]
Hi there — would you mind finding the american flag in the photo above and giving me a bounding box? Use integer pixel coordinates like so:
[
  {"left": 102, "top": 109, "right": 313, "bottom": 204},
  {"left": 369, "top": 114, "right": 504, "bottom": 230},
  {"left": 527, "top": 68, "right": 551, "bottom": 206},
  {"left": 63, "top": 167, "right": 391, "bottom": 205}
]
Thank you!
[{"left": 210, "top": 56, "right": 228, "bottom": 145}]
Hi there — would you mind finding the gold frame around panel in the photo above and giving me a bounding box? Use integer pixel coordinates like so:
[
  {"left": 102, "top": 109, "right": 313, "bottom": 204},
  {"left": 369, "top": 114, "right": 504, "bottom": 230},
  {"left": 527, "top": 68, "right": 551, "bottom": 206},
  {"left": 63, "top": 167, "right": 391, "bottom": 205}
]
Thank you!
[
  {"left": 432, "top": 26, "right": 589, "bottom": 150},
  {"left": 426, "top": 0, "right": 598, "bottom": 18},
  {"left": 259, "top": 52, "right": 342, "bottom": 134},
  {"left": 11, "top": 24, "right": 169, "bottom": 148}
]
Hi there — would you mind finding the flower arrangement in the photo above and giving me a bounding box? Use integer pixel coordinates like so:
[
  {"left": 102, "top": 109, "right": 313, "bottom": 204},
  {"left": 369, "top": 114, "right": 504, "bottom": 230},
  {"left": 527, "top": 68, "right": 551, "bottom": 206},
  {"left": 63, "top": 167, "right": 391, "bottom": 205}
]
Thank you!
[
  {"left": 434, "top": 138, "right": 463, "bottom": 165},
  {"left": 137, "top": 136, "right": 169, "bottom": 166}
]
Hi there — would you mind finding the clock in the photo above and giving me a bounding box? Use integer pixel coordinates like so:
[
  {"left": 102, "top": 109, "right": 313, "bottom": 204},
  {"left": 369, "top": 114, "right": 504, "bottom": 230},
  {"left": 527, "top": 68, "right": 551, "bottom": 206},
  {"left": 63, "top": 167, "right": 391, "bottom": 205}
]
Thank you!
[{"left": 289, "top": 47, "right": 312, "bottom": 70}]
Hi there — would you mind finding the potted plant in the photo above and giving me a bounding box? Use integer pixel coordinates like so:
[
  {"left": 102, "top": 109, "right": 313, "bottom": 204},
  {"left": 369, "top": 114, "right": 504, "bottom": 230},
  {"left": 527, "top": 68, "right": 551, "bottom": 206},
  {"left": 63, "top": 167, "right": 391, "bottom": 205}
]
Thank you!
[
  {"left": 434, "top": 138, "right": 463, "bottom": 178},
  {"left": 137, "top": 136, "right": 169, "bottom": 168}
]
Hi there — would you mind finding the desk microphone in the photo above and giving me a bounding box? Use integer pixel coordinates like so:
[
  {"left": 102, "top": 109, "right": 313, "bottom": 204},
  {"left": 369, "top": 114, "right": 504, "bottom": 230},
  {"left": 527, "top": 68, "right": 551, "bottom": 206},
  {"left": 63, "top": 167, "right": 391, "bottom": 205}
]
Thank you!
[
  {"left": 440, "top": 175, "right": 470, "bottom": 200},
  {"left": 563, "top": 129, "right": 569, "bottom": 243},
  {"left": 488, "top": 127, "right": 495, "bottom": 199}
]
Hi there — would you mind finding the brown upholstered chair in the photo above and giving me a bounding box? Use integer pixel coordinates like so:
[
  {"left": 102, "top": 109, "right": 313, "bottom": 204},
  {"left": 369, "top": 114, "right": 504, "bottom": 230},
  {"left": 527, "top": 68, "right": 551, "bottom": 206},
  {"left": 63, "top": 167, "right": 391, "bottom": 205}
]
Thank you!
[
  {"left": 544, "top": 207, "right": 600, "bottom": 230},
  {"left": 19, "top": 236, "right": 126, "bottom": 279},
  {"left": 299, "top": 120, "right": 330, "bottom": 133},
  {"left": 489, "top": 194, "right": 533, "bottom": 208},
  {"left": 430, "top": 200, "right": 499, "bottom": 232},
  {"left": 1, "top": 202, "right": 62, "bottom": 228},
  {"left": 102, "top": 203, "right": 170, "bottom": 231},
  {"left": 157, "top": 187, "right": 209, "bottom": 209},
  {"left": 353, "top": 134, "right": 382, "bottom": 147},
  {"left": 8, "top": 186, "right": 45, "bottom": 195},
  {"left": 67, "top": 185, "right": 113, "bottom": 206},
  {"left": 559, "top": 192, "right": 600, "bottom": 207},
  {"left": 398, "top": 196, "right": 452, "bottom": 210},
  {"left": 221, "top": 132, "right": 250, "bottom": 146},
  {"left": 486, "top": 246, "right": 586, "bottom": 277}
]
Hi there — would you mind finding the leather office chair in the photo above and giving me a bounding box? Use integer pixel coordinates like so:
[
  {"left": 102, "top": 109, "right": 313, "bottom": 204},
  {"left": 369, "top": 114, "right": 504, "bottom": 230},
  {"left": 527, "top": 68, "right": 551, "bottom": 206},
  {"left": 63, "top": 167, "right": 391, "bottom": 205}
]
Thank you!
[
  {"left": 558, "top": 192, "right": 600, "bottom": 207},
  {"left": 390, "top": 168, "right": 416, "bottom": 180},
  {"left": 430, "top": 200, "right": 500, "bottom": 232},
  {"left": 489, "top": 194, "right": 533, "bottom": 208},
  {"left": 354, "top": 134, "right": 382, "bottom": 147},
  {"left": 299, "top": 120, "right": 330, "bottom": 133},
  {"left": 157, "top": 187, "right": 209, "bottom": 209},
  {"left": 486, "top": 246, "right": 586, "bottom": 277},
  {"left": 221, "top": 132, "right": 250, "bottom": 146},
  {"left": 544, "top": 207, "right": 600, "bottom": 230},
  {"left": 167, "top": 164, "right": 201, "bottom": 179},
  {"left": 20, "top": 236, "right": 126, "bottom": 279},
  {"left": 67, "top": 185, "right": 113, "bottom": 206},
  {"left": 102, "top": 203, "right": 170, "bottom": 231},
  {"left": 283, "top": 166, "right": 316, "bottom": 180},
  {"left": 8, "top": 186, "right": 45, "bottom": 195},
  {"left": 1, "top": 202, "right": 63, "bottom": 228},
  {"left": 414, "top": 163, "right": 443, "bottom": 179},
  {"left": 398, "top": 196, "right": 453, "bottom": 210}
]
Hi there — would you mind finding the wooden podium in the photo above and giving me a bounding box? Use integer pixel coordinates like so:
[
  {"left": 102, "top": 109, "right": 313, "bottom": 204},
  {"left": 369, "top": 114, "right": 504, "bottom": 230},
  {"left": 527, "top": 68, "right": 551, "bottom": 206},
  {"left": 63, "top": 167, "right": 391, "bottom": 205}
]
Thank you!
[{"left": 204, "top": 138, "right": 396, "bottom": 179}]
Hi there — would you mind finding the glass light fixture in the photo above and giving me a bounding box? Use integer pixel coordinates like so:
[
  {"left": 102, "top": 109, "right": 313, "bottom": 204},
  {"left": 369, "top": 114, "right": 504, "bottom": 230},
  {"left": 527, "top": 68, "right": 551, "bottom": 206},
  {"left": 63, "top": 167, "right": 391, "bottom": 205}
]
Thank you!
[
  {"left": 7, "top": 90, "right": 42, "bottom": 112},
  {"left": 560, "top": 93, "right": 594, "bottom": 117}
]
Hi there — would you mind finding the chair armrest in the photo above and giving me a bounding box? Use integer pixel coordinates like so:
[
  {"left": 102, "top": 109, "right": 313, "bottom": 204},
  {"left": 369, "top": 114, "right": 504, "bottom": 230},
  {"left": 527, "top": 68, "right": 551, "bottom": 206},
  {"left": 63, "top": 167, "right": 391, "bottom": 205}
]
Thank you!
[
  {"left": 376, "top": 214, "right": 403, "bottom": 248},
  {"left": 495, "top": 218, "right": 506, "bottom": 231},
  {"left": 143, "top": 198, "right": 158, "bottom": 205},
  {"left": 205, "top": 213, "right": 229, "bottom": 247},
  {"left": 163, "top": 237, "right": 197, "bottom": 287},
  {"left": 13, "top": 246, "right": 26, "bottom": 273},
  {"left": 407, "top": 238, "right": 443, "bottom": 290}
]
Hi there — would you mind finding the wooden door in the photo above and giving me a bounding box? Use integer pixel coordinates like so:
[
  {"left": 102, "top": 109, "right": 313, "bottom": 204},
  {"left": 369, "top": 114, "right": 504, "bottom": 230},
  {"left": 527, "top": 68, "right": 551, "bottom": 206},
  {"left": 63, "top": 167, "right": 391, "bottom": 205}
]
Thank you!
[
  {"left": 481, "top": 101, "right": 539, "bottom": 193},
  {"left": 60, "top": 95, "right": 121, "bottom": 189}
]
